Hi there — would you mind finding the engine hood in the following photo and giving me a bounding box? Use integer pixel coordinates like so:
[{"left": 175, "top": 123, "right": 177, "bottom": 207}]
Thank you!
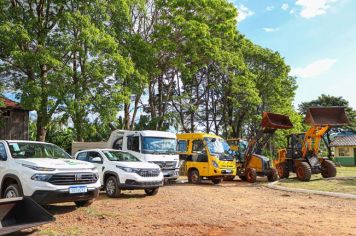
[
  {"left": 114, "top": 161, "right": 160, "bottom": 170},
  {"left": 16, "top": 158, "right": 95, "bottom": 170}
]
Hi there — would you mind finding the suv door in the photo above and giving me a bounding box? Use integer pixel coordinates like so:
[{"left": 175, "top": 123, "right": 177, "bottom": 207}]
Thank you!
[
  {"left": 87, "top": 151, "right": 104, "bottom": 184},
  {"left": 0, "top": 141, "right": 9, "bottom": 188}
]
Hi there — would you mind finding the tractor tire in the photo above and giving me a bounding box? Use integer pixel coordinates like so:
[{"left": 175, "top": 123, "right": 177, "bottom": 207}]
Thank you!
[
  {"left": 321, "top": 160, "right": 337, "bottom": 178},
  {"left": 277, "top": 163, "right": 290, "bottom": 179},
  {"left": 188, "top": 169, "right": 201, "bottom": 184},
  {"left": 212, "top": 178, "right": 222, "bottom": 185},
  {"left": 296, "top": 162, "right": 312, "bottom": 181},
  {"left": 246, "top": 168, "right": 257, "bottom": 183},
  {"left": 267, "top": 168, "right": 278, "bottom": 182},
  {"left": 223, "top": 176, "right": 235, "bottom": 181}
]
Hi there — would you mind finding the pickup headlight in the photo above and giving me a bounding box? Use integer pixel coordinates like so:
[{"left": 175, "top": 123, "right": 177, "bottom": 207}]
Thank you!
[
  {"left": 212, "top": 160, "right": 219, "bottom": 168},
  {"left": 116, "top": 166, "right": 140, "bottom": 173},
  {"left": 23, "top": 164, "right": 55, "bottom": 171},
  {"left": 31, "top": 174, "right": 52, "bottom": 182}
]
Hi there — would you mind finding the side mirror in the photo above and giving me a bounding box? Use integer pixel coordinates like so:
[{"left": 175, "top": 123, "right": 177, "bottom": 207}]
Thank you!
[{"left": 91, "top": 157, "right": 102, "bottom": 164}]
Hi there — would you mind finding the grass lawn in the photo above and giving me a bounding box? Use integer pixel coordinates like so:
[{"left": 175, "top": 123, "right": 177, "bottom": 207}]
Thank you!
[{"left": 278, "top": 167, "right": 356, "bottom": 195}]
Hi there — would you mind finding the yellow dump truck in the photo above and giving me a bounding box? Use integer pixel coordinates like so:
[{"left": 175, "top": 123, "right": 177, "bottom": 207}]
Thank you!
[{"left": 177, "top": 133, "right": 236, "bottom": 184}]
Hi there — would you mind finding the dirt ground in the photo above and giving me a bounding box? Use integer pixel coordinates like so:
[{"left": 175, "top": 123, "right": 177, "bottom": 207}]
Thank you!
[{"left": 19, "top": 178, "right": 356, "bottom": 236}]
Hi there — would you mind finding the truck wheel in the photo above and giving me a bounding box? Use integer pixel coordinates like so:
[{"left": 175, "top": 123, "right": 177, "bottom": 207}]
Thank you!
[
  {"left": 277, "top": 163, "right": 289, "bottom": 179},
  {"left": 321, "top": 160, "right": 337, "bottom": 178},
  {"left": 4, "top": 184, "right": 22, "bottom": 198},
  {"left": 296, "top": 162, "right": 312, "bottom": 181},
  {"left": 212, "top": 178, "right": 222, "bottom": 185},
  {"left": 267, "top": 168, "right": 278, "bottom": 182},
  {"left": 105, "top": 176, "right": 121, "bottom": 198},
  {"left": 75, "top": 200, "right": 93, "bottom": 207},
  {"left": 145, "top": 188, "right": 159, "bottom": 196},
  {"left": 188, "top": 169, "right": 201, "bottom": 184},
  {"left": 223, "top": 176, "right": 235, "bottom": 181},
  {"left": 246, "top": 168, "right": 257, "bottom": 183}
]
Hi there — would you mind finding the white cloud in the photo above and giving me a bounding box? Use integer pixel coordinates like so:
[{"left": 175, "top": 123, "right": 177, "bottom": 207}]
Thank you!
[
  {"left": 289, "top": 8, "right": 296, "bottom": 14},
  {"left": 295, "top": 0, "right": 338, "bottom": 19},
  {"left": 237, "top": 5, "right": 254, "bottom": 22},
  {"left": 263, "top": 27, "right": 279, "bottom": 32},
  {"left": 291, "top": 58, "right": 337, "bottom": 78},
  {"left": 281, "top": 3, "right": 289, "bottom": 11},
  {"left": 266, "top": 5, "right": 274, "bottom": 11}
]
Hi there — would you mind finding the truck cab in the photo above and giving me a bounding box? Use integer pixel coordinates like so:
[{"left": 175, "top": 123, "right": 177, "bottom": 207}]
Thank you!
[
  {"left": 177, "top": 133, "right": 236, "bottom": 184},
  {"left": 107, "top": 130, "right": 180, "bottom": 181}
]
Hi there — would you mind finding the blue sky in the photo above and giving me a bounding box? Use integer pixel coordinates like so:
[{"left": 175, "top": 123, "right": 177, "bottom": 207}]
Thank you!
[{"left": 232, "top": 0, "right": 356, "bottom": 109}]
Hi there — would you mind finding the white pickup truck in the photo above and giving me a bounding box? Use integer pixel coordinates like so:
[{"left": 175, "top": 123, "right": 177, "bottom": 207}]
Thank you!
[
  {"left": 73, "top": 130, "right": 180, "bottom": 181},
  {"left": 75, "top": 149, "right": 163, "bottom": 197},
  {"left": 0, "top": 140, "right": 101, "bottom": 207}
]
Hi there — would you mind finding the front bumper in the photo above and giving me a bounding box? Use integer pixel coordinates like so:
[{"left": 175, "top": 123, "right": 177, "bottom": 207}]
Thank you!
[
  {"left": 119, "top": 180, "right": 163, "bottom": 190},
  {"left": 31, "top": 187, "right": 100, "bottom": 205},
  {"left": 162, "top": 169, "right": 180, "bottom": 179}
]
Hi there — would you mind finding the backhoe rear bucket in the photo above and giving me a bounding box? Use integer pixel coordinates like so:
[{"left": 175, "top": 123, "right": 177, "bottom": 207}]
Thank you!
[
  {"left": 261, "top": 112, "right": 294, "bottom": 130},
  {"left": 0, "top": 197, "right": 54, "bottom": 235},
  {"left": 304, "top": 107, "right": 350, "bottom": 126}
]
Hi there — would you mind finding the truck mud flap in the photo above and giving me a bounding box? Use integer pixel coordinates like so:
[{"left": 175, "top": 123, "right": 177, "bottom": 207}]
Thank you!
[
  {"left": 304, "top": 107, "right": 350, "bottom": 126},
  {"left": 0, "top": 197, "right": 54, "bottom": 235},
  {"left": 261, "top": 112, "right": 293, "bottom": 130}
]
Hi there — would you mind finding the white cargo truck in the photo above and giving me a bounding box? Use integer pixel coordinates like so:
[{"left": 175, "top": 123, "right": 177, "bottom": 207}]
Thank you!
[{"left": 73, "top": 130, "right": 180, "bottom": 181}]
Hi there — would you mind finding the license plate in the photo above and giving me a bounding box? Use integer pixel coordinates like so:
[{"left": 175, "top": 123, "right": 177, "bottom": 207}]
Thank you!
[
  {"left": 225, "top": 170, "right": 232, "bottom": 174},
  {"left": 69, "top": 186, "right": 88, "bottom": 194}
]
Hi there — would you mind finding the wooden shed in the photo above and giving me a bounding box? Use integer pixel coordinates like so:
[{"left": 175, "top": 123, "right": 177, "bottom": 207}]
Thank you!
[{"left": 0, "top": 97, "right": 29, "bottom": 140}]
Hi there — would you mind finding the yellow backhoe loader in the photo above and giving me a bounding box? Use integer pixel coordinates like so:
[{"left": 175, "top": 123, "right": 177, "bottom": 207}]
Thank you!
[
  {"left": 228, "top": 112, "right": 293, "bottom": 183},
  {"left": 0, "top": 197, "right": 54, "bottom": 235},
  {"left": 274, "top": 107, "right": 350, "bottom": 181}
]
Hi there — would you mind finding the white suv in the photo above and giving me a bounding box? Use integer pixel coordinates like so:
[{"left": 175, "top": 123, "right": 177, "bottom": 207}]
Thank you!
[
  {"left": 0, "top": 140, "right": 101, "bottom": 207},
  {"left": 74, "top": 149, "right": 163, "bottom": 197}
]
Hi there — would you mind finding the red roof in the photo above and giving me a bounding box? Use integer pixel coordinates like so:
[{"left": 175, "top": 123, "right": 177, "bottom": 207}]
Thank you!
[{"left": 0, "top": 97, "right": 24, "bottom": 109}]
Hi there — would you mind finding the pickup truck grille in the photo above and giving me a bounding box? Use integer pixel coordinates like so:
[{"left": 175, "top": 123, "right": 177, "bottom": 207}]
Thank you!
[
  {"left": 138, "top": 169, "right": 160, "bottom": 177},
  {"left": 48, "top": 173, "right": 98, "bottom": 186},
  {"left": 152, "top": 161, "right": 177, "bottom": 170}
]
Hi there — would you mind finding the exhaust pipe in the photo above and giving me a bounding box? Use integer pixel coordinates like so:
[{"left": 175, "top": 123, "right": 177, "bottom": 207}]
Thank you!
[
  {"left": 0, "top": 197, "right": 54, "bottom": 235},
  {"left": 261, "top": 112, "right": 294, "bottom": 130},
  {"left": 304, "top": 107, "right": 350, "bottom": 126}
]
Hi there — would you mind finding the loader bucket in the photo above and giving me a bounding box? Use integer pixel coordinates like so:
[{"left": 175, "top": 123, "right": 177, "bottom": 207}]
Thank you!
[
  {"left": 0, "top": 197, "right": 54, "bottom": 235},
  {"left": 261, "top": 112, "right": 294, "bottom": 130},
  {"left": 304, "top": 107, "right": 350, "bottom": 126}
]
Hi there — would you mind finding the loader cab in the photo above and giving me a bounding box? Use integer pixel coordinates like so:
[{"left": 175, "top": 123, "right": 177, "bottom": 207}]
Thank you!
[
  {"left": 177, "top": 133, "right": 236, "bottom": 184},
  {"left": 286, "top": 133, "right": 305, "bottom": 159},
  {"left": 227, "top": 138, "right": 248, "bottom": 161}
]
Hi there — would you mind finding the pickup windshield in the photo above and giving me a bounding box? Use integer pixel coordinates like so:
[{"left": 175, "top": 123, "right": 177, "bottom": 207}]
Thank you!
[
  {"left": 103, "top": 151, "right": 140, "bottom": 162},
  {"left": 8, "top": 142, "right": 71, "bottom": 159},
  {"left": 142, "top": 137, "right": 177, "bottom": 154},
  {"left": 204, "top": 138, "right": 234, "bottom": 161}
]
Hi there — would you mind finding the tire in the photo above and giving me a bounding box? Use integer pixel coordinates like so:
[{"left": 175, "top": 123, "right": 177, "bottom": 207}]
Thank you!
[
  {"left": 223, "top": 176, "right": 235, "bottom": 181},
  {"left": 75, "top": 200, "right": 93, "bottom": 207},
  {"left": 296, "top": 162, "right": 312, "bottom": 181},
  {"left": 321, "top": 160, "right": 337, "bottom": 178},
  {"left": 246, "top": 168, "right": 257, "bottom": 183},
  {"left": 212, "top": 179, "right": 222, "bottom": 185},
  {"left": 3, "top": 184, "right": 22, "bottom": 198},
  {"left": 239, "top": 175, "right": 247, "bottom": 181},
  {"left": 267, "top": 168, "right": 278, "bottom": 182},
  {"left": 277, "top": 163, "right": 290, "bottom": 179},
  {"left": 188, "top": 169, "right": 201, "bottom": 184},
  {"left": 145, "top": 188, "right": 159, "bottom": 196},
  {"left": 105, "top": 176, "right": 121, "bottom": 198}
]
